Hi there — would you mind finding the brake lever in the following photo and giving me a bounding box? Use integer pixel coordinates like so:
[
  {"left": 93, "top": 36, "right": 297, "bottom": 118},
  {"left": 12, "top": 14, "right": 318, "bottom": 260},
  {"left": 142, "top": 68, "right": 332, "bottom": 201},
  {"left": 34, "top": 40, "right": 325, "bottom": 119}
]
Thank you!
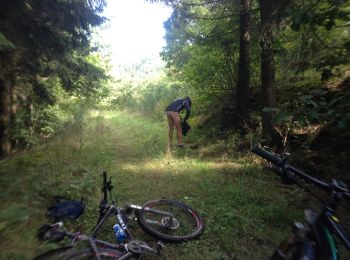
[
  {"left": 156, "top": 241, "right": 165, "bottom": 255},
  {"left": 107, "top": 177, "right": 113, "bottom": 191}
]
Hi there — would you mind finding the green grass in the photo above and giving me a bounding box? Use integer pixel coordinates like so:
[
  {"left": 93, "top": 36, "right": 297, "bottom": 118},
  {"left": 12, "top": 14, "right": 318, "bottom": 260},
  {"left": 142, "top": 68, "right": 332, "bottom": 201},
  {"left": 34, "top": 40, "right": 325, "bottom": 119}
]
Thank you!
[{"left": 0, "top": 110, "right": 304, "bottom": 259}]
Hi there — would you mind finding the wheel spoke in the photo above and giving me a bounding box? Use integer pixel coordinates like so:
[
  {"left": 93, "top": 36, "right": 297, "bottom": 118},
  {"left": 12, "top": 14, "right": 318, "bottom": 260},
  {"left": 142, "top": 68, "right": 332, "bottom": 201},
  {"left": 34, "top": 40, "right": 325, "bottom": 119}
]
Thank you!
[{"left": 136, "top": 199, "right": 204, "bottom": 242}]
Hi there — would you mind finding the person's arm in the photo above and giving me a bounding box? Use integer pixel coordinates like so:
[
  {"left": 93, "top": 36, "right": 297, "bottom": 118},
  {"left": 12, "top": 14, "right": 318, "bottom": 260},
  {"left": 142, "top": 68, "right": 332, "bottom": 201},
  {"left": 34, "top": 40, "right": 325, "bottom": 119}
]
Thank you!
[{"left": 183, "top": 100, "right": 191, "bottom": 121}]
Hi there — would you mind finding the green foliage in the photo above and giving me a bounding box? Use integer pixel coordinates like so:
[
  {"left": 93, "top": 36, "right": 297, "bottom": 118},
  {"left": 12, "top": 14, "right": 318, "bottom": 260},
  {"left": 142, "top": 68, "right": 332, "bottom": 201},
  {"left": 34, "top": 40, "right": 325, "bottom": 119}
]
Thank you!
[
  {"left": 0, "top": 0, "right": 109, "bottom": 153},
  {"left": 58, "top": 52, "right": 109, "bottom": 98},
  {"left": 105, "top": 75, "right": 193, "bottom": 120},
  {"left": 0, "top": 32, "right": 15, "bottom": 50},
  {"left": 134, "top": 79, "right": 187, "bottom": 119},
  {"left": 287, "top": 0, "right": 350, "bottom": 72},
  {"left": 107, "top": 81, "right": 137, "bottom": 110},
  {"left": 263, "top": 80, "right": 350, "bottom": 132},
  {"left": 161, "top": 0, "right": 241, "bottom": 92}
]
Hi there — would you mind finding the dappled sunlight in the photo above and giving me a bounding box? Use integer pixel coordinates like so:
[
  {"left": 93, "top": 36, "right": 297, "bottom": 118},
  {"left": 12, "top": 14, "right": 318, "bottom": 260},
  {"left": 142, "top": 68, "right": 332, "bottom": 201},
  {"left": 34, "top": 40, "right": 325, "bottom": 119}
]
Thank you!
[
  {"left": 120, "top": 156, "right": 245, "bottom": 177},
  {"left": 99, "top": 111, "right": 120, "bottom": 119},
  {"left": 88, "top": 109, "right": 102, "bottom": 118}
]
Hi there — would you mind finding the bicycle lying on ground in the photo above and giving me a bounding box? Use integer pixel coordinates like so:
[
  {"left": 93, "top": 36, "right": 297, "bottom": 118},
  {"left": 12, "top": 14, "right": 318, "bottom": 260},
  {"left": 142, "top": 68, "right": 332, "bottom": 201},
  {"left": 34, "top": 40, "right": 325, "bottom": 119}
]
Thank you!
[
  {"left": 252, "top": 145, "right": 350, "bottom": 260},
  {"left": 34, "top": 171, "right": 204, "bottom": 259}
]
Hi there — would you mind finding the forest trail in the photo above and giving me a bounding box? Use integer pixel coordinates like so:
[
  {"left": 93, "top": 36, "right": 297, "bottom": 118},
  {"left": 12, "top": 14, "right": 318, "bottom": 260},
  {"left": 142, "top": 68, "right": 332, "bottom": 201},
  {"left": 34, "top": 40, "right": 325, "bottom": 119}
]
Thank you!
[{"left": 1, "top": 111, "right": 302, "bottom": 259}]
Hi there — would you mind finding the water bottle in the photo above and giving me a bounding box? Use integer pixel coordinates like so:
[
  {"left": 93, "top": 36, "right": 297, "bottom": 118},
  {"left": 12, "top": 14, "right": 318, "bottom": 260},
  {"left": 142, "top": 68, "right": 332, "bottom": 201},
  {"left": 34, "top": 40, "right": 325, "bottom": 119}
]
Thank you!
[{"left": 113, "top": 223, "right": 127, "bottom": 242}]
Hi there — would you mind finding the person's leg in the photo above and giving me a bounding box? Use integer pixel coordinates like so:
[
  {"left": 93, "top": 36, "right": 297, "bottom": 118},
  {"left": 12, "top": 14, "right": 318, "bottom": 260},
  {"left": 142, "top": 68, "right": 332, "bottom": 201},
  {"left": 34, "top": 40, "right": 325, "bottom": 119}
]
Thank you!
[
  {"left": 167, "top": 111, "right": 183, "bottom": 146},
  {"left": 166, "top": 111, "right": 174, "bottom": 147},
  {"left": 170, "top": 112, "right": 182, "bottom": 145}
]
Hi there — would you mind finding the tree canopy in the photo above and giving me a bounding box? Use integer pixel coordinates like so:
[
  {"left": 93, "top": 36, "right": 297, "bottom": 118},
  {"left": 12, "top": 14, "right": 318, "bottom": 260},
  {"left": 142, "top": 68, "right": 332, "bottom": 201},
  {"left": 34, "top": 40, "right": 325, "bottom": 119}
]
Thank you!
[{"left": 0, "top": 0, "right": 108, "bottom": 158}]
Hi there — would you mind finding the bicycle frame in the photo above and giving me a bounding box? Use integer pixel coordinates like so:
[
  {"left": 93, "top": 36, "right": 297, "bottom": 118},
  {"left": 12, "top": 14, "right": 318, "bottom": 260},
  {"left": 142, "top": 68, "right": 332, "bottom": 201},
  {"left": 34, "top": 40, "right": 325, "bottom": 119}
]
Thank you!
[
  {"left": 301, "top": 207, "right": 348, "bottom": 259},
  {"left": 271, "top": 196, "right": 350, "bottom": 260},
  {"left": 93, "top": 201, "right": 176, "bottom": 242},
  {"left": 284, "top": 165, "right": 350, "bottom": 258},
  {"left": 35, "top": 171, "right": 204, "bottom": 259},
  {"left": 35, "top": 172, "right": 167, "bottom": 259},
  {"left": 313, "top": 207, "right": 350, "bottom": 258},
  {"left": 97, "top": 171, "right": 178, "bottom": 241},
  {"left": 251, "top": 145, "right": 350, "bottom": 259},
  {"left": 34, "top": 223, "right": 129, "bottom": 260},
  {"left": 84, "top": 171, "right": 184, "bottom": 255}
]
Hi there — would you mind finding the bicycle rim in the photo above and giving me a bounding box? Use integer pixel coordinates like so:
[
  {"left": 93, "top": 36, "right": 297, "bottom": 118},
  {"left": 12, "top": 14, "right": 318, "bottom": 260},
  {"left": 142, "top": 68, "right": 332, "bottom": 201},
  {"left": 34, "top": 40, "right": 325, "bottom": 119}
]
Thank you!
[
  {"left": 34, "top": 247, "right": 124, "bottom": 260},
  {"left": 62, "top": 248, "right": 125, "bottom": 259},
  {"left": 33, "top": 246, "right": 74, "bottom": 260},
  {"left": 136, "top": 199, "right": 204, "bottom": 242}
]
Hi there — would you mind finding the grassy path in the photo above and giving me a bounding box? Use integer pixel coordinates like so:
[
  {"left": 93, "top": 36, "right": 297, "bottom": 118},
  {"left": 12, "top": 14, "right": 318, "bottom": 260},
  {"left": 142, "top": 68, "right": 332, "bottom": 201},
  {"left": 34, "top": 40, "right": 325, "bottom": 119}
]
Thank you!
[{"left": 0, "top": 111, "right": 301, "bottom": 259}]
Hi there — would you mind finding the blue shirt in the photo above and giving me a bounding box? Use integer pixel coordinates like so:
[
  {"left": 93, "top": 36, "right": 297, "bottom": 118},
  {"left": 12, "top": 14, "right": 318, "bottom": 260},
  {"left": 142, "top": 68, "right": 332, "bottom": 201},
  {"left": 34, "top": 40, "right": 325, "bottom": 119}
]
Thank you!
[{"left": 166, "top": 98, "right": 191, "bottom": 120}]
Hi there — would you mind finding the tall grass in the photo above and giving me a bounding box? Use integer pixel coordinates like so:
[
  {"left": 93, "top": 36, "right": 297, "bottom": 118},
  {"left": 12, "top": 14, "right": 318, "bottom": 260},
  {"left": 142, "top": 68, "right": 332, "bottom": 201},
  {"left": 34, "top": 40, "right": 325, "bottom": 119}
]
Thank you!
[{"left": 0, "top": 110, "right": 305, "bottom": 259}]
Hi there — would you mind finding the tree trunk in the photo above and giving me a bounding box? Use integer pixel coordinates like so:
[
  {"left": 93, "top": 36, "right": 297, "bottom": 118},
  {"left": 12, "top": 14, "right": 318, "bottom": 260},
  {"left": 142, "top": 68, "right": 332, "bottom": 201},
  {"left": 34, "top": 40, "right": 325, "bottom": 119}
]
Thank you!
[
  {"left": 260, "top": 39, "right": 277, "bottom": 142},
  {"left": 26, "top": 99, "right": 35, "bottom": 140},
  {"left": 0, "top": 50, "right": 18, "bottom": 158},
  {"left": 0, "top": 78, "right": 11, "bottom": 159},
  {"left": 10, "top": 85, "right": 18, "bottom": 150},
  {"left": 237, "top": 0, "right": 251, "bottom": 127},
  {"left": 259, "top": 0, "right": 280, "bottom": 145}
]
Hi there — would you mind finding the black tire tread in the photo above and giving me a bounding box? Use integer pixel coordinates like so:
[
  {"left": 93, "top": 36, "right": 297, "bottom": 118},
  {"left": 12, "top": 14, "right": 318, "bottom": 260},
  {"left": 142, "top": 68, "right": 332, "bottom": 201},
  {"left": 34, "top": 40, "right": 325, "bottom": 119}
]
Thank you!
[
  {"left": 136, "top": 199, "right": 204, "bottom": 242},
  {"left": 62, "top": 248, "right": 125, "bottom": 259},
  {"left": 34, "top": 247, "right": 124, "bottom": 260}
]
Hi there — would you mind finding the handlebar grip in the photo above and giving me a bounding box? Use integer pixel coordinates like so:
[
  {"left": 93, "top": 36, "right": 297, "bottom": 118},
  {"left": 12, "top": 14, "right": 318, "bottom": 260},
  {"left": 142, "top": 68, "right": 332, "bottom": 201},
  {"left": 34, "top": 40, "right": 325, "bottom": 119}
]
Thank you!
[
  {"left": 251, "top": 145, "right": 284, "bottom": 167},
  {"left": 102, "top": 171, "right": 108, "bottom": 203}
]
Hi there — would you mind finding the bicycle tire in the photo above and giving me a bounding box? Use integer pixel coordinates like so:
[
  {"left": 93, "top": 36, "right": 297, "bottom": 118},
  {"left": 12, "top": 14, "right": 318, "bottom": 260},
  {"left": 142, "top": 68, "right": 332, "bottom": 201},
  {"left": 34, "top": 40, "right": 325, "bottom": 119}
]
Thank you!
[
  {"left": 136, "top": 199, "right": 204, "bottom": 242},
  {"left": 33, "top": 246, "right": 125, "bottom": 260},
  {"left": 33, "top": 246, "right": 74, "bottom": 260},
  {"left": 62, "top": 248, "right": 127, "bottom": 259}
]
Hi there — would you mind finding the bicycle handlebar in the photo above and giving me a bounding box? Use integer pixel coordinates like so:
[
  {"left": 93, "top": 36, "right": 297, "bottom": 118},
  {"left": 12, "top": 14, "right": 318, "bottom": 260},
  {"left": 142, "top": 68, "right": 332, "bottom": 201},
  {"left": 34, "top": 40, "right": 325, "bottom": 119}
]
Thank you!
[
  {"left": 251, "top": 145, "right": 349, "bottom": 198},
  {"left": 251, "top": 145, "right": 284, "bottom": 167},
  {"left": 285, "top": 164, "right": 331, "bottom": 191}
]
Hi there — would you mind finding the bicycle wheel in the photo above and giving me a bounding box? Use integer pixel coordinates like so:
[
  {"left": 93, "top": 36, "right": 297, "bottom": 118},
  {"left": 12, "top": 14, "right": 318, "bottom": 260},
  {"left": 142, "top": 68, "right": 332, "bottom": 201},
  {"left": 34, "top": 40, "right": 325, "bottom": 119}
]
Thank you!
[
  {"left": 33, "top": 246, "right": 74, "bottom": 260},
  {"left": 62, "top": 248, "right": 127, "bottom": 259},
  {"left": 136, "top": 199, "right": 204, "bottom": 242},
  {"left": 34, "top": 246, "right": 125, "bottom": 260}
]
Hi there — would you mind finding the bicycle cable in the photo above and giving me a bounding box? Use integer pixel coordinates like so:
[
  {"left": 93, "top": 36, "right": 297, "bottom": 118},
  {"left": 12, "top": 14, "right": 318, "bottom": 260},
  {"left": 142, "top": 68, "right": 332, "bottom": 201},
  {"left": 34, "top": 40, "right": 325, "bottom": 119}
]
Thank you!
[{"left": 290, "top": 174, "right": 327, "bottom": 205}]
